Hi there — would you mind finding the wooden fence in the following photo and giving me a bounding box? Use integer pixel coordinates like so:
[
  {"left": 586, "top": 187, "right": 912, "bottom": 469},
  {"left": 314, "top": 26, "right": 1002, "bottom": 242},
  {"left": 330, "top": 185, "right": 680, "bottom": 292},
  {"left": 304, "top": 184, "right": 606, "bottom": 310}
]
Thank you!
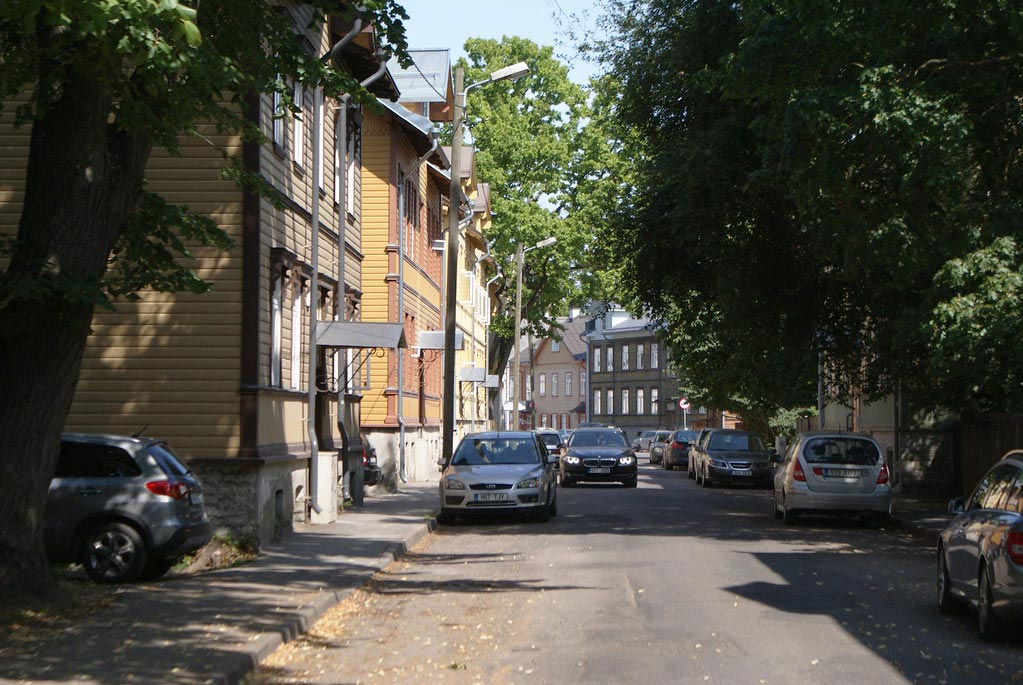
[{"left": 956, "top": 413, "right": 1023, "bottom": 496}]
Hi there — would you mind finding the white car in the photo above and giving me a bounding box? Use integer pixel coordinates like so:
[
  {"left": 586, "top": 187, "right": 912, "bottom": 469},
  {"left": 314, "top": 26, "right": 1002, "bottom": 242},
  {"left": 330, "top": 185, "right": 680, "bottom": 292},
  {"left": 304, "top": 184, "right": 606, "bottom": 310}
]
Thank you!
[
  {"left": 437, "top": 431, "right": 557, "bottom": 524},
  {"left": 773, "top": 432, "right": 892, "bottom": 526}
]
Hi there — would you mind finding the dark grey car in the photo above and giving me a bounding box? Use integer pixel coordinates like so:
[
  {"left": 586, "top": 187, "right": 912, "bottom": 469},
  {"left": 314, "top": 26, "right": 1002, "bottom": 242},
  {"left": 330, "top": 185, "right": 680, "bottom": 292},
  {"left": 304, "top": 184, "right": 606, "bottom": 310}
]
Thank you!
[
  {"left": 45, "top": 433, "right": 213, "bottom": 583},
  {"left": 938, "top": 450, "right": 1023, "bottom": 639},
  {"left": 694, "top": 429, "right": 774, "bottom": 488}
]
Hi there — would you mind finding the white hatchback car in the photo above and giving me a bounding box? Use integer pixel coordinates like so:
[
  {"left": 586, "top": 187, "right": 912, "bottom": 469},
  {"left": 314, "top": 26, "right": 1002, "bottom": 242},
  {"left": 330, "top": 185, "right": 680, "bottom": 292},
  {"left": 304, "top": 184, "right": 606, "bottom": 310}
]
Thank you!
[
  {"left": 773, "top": 432, "right": 892, "bottom": 526},
  {"left": 438, "top": 431, "right": 557, "bottom": 524}
]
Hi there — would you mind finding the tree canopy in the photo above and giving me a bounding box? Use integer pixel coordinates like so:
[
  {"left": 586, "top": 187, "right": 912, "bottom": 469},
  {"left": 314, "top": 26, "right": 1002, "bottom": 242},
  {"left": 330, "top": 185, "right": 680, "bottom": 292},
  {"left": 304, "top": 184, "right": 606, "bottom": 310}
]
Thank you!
[{"left": 589, "top": 0, "right": 1023, "bottom": 422}]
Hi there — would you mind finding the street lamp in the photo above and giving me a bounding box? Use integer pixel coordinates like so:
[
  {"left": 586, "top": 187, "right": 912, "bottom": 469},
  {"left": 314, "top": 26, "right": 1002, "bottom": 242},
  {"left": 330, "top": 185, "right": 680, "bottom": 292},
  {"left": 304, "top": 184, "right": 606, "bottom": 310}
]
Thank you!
[
  {"left": 510, "top": 236, "right": 557, "bottom": 430},
  {"left": 442, "top": 62, "right": 530, "bottom": 464}
]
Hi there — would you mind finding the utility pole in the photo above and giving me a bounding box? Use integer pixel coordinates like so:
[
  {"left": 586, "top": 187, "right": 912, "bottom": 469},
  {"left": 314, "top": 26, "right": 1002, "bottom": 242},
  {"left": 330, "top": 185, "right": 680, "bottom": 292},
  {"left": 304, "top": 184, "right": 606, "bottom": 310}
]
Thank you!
[{"left": 441, "top": 67, "right": 464, "bottom": 464}]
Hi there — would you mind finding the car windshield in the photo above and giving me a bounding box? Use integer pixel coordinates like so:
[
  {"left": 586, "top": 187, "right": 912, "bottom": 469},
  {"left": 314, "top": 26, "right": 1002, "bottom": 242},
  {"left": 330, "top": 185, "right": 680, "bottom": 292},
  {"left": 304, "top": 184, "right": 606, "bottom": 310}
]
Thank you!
[
  {"left": 803, "top": 438, "right": 880, "bottom": 465},
  {"left": 654, "top": 432, "right": 671, "bottom": 442},
  {"left": 570, "top": 430, "right": 628, "bottom": 448},
  {"left": 707, "top": 433, "right": 766, "bottom": 451},
  {"left": 673, "top": 430, "right": 697, "bottom": 442},
  {"left": 451, "top": 437, "right": 540, "bottom": 465},
  {"left": 538, "top": 433, "right": 560, "bottom": 448}
]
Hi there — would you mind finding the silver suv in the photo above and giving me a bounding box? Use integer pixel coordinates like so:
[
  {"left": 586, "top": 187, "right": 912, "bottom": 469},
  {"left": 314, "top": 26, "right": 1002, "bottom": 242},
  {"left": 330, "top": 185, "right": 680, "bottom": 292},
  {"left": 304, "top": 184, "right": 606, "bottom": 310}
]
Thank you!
[{"left": 45, "top": 434, "right": 213, "bottom": 583}]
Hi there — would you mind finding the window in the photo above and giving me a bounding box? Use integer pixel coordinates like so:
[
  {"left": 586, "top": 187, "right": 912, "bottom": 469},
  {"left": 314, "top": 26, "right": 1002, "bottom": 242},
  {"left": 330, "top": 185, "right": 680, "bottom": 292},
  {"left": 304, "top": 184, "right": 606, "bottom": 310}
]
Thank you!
[
  {"left": 593, "top": 389, "right": 601, "bottom": 415},
  {"left": 55, "top": 442, "right": 141, "bottom": 478},
  {"left": 290, "top": 280, "right": 303, "bottom": 389},
  {"left": 651, "top": 387, "right": 659, "bottom": 414},
  {"left": 593, "top": 347, "right": 601, "bottom": 373},
  {"left": 606, "top": 346, "right": 614, "bottom": 372},
  {"left": 565, "top": 372, "right": 572, "bottom": 397},
  {"left": 622, "top": 389, "right": 630, "bottom": 414},
  {"left": 579, "top": 373, "right": 586, "bottom": 398},
  {"left": 293, "top": 82, "right": 305, "bottom": 167},
  {"left": 272, "top": 76, "right": 285, "bottom": 148},
  {"left": 346, "top": 109, "right": 359, "bottom": 211},
  {"left": 637, "top": 343, "right": 645, "bottom": 370},
  {"left": 538, "top": 373, "right": 546, "bottom": 397},
  {"left": 552, "top": 373, "right": 559, "bottom": 397},
  {"left": 650, "top": 343, "right": 659, "bottom": 369},
  {"left": 270, "top": 271, "right": 283, "bottom": 387},
  {"left": 333, "top": 115, "right": 342, "bottom": 205},
  {"left": 622, "top": 345, "right": 630, "bottom": 370},
  {"left": 606, "top": 389, "right": 614, "bottom": 415},
  {"left": 540, "top": 414, "right": 548, "bottom": 428},
  {"left": 637, "top": 388, "right": 645, "bottom": 415},
  {"left": 552, "top": 340, "right": 560, "bottom": 352}
]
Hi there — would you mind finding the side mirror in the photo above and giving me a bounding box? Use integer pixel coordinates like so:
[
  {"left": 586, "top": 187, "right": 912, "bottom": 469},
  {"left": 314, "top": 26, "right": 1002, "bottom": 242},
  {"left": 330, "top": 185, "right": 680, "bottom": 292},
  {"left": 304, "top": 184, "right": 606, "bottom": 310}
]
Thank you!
[
  {"left": 770, "top": 453, "right": 782, "bottom": 464},
  {"left": 437, "top": 459, "right": 446, "bottom": 468},
  {"left": 948, "top": 496, "right": 965, "bottom": 514}
]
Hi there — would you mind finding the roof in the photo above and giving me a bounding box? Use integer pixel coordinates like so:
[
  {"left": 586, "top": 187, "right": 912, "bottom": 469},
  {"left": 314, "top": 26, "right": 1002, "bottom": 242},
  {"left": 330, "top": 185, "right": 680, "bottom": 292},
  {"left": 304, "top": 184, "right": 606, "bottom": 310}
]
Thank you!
[
  {"left": 386, "top": 49, "right": 451, "bottom": 103},
  {"left": 441, "top": 146, "right": 474, "bottom": 180},
  {"left": 472, "top": 183, "right": 490, "bottom": 215},
  {"left": 315, "top": 322, "right": 407, "bottom": 349},
  {"left": 378, "top": 99, "right": 443, "bottom": 159}
]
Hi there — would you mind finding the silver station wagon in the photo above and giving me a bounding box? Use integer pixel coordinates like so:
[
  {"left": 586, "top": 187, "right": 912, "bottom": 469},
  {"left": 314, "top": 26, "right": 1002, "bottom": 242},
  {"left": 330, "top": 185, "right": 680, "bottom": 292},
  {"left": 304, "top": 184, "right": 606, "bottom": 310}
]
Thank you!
[
  {"left": 772, "top": 432, "right": 892, "bottom": 526},
  {"left": 438, "top": 431, "right": 557, "bottom": 524}
]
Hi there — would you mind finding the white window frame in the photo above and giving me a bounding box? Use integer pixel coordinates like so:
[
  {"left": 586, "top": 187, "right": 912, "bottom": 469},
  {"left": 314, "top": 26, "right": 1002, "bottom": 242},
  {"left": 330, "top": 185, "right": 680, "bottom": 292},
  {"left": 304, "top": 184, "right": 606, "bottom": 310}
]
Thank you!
[
  {"left": 551, "top": 340, "right": 560, "bottom": 352},
  {"left": 552, "top": 373, "right": 559, "bottom": 397},
  {"left": 346, "top": 113, "right": 357, "bottom": 211},
  {"left": 580, "top": 373, "right": 586, "bottom": 398},
  {"left": 593, "top": 389, "right": 601, "bottom": 415},
  {"left": 651, "top": 387, "right": 660, "bottom": 415},
  {"left": 272, "top": 77, "right": 285, "bottom": 148},
  {"left": 314, "top": 88, "right": 324, "bottom": 190},
  {"left": 593, "top": 347, "right": 601, "bottom": 373},
  {"left": 293, "top": 82, "right": 305, "bottom": 167},
  {"left": 637, "top": 343, "right": 645, "bottom": 370},
  {"left": 606, "top": 389, "right": 614, "bottom": 416},
  {"left": 271, "top": 272, "right": 283, "bottom": 386},
  {"left": 622, "top": 388, "right": 630, "bottom": 415},
  {"left": 622, "top": 344, "right": 630, "bottom": 370},
  {"left": 637, "top": 388, "right": 645, "bottom": 415},
  {"left": 539, "top": 373, "right": 546, "bottom": 397},
  {"left": 606, "top": 346, "right": 614, "bottom": 372},
  {"left": 565, "top": 372, "right": 572, "bottom": 397},
  {"left": 290, "top": 281, "right": 303, "bottom": 389},
  {"left": 651, "top": 343, "right": 659, "bottom": 369},
  {"left": 333, "top": 114, "right": 342, "bottom": 205}
]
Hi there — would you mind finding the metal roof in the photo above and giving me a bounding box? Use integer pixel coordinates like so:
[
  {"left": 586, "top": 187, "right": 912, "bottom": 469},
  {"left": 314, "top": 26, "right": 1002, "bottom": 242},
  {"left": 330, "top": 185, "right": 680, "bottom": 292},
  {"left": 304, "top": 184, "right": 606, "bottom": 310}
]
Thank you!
[
  {"left": 387, "top": 49, "right": 451, "bottom": 103},
  {"left": 315, "top": 321, "right": 407, "bottom": 349}
]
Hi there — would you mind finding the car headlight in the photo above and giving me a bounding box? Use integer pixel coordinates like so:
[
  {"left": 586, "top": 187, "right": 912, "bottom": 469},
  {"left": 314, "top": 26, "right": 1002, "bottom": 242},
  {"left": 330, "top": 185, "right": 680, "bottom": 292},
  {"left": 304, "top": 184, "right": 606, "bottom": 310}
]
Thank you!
[
  {"left": 619, "top": 456, "right": 635, "bottom": 465},
  {"left": 444, "top": 477, "right": 466, "bottom": 490},
  {"left": 517, "top": 477, "right": 540, "bottom": 489},
  {"left": 711, "top": 459, "right": 727, "bottom": 468},
  {"left": 564, "top": 456, "right": 581, "bottom": 465}
]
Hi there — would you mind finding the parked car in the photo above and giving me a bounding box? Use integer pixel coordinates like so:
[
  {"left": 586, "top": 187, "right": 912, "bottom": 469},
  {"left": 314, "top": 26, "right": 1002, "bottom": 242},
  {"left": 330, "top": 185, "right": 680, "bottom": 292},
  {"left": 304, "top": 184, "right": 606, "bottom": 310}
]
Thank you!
[
  {"left": 663, "top": 429, "right": 699, "bottom": 471},
  {"left": 772, "top": 432, "right": 892, "bottom": 526},
  {"left": 560, "top": 427, "right": 638, "bottom": 487},
  {"left": 647, "top": 430, "right": 673, "bottom": 464},
  {"left": 687, "top": 429, "right": 712, "bottom": 480},
  {"left": 938, "top": 450, "right": 1023, "bottom": 639},
  {"left": 535, "top": 429, "right": 565, "bottom": 467},
  {"left": 693, "top": 429, "right": 774, "bottom": 488},
  {"left": 437, "top": 431, "right": 557, "bottom": 524},
  {"left": 632, "top": 430, "right": 657, "bottom": 452},
  {"left": 45, "top": 433, "right": 213, "bottom": 583}
]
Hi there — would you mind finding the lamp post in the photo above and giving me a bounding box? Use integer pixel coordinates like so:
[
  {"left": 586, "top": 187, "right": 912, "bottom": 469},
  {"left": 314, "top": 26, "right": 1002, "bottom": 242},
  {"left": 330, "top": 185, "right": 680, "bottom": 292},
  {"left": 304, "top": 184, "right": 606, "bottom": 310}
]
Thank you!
[
  {"left": 443, "top": 61, "right": 530, "bottom": 464},
  {"left": 510, "top": 236, "right": 556, "bottom": 430}
]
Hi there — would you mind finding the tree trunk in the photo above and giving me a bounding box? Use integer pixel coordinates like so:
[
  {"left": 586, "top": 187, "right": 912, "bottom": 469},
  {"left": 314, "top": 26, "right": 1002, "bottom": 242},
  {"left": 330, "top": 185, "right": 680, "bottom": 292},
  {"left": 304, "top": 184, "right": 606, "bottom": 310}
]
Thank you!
[{"left": 0, "top": 71, "right": 151, "bottom": 596}]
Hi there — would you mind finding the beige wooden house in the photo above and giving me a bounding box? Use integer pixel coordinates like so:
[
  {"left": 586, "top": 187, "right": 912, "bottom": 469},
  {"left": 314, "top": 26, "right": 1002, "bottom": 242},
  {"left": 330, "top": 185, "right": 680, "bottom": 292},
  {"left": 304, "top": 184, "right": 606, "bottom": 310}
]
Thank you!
[{"left": 0, "top": 11, "right": 405, "bottom": 548}]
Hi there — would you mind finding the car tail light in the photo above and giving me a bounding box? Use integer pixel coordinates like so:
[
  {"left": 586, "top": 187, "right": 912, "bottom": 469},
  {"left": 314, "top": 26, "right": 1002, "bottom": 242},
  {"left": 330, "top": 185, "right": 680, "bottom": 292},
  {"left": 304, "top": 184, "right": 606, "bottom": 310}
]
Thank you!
[
  {"left": 146, "top": 480, "right": 189, "bottom": 500},
  {"left": 793, "top": 460, "right": 806, "bottom": 482},
  {"left": 877, "top": 463, "right": 890, "bottom": 485},
  {"left": 1008, "top": 532, "right": 1023, "bottom": 566},
  {"left": 362, "top": 449, "right": 368, "bottom": 466},
  {"left": 811, "top": 466, "right": 824, "bottom": 476}
]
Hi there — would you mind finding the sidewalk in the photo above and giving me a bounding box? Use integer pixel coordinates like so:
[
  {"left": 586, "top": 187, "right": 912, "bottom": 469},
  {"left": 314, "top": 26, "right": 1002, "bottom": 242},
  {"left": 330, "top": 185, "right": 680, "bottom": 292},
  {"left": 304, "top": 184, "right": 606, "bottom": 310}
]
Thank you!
[{"left": 0, "top": 482, "right": 439, "bottom": 685}]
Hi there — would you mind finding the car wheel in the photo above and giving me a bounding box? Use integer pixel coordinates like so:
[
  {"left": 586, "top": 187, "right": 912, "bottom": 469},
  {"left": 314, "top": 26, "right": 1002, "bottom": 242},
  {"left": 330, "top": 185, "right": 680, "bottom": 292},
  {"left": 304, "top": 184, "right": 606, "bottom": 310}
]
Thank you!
[
  {"left": 138, "top": 557, "right": 176, "bottom": 581},
  {"left": 782, "top": 502, "right": 798, "bottom": 525},
  {"left": 871, "top": 512, "right": 891, "bottom": 529},
  {"left": 702, "top": 465, "right": 714, "bottom": 488},
  {"left": 82, "top": 522, "right": 147, "bottom": 583},
  {"left": 624, "top": 477, "right": 638, "bottom": 488},
  {"left": 937, "top": 548, "right": 963, "bottom": 614},
  {"left": 773, "top": 493, "right": 783, "bottom": 519},
  {"left": 663, "top": 459, "right": 672, "bottom": 471},
  {"left": 688, "top": 461, "right": 695, "bottom": 480},
  {"left": 436, "top": 508, "right": 456, "bottom": 525},
  {"left": 560, "top": 474, "right": 574, "bottom": 488},
  {"left": 979, "top": 566, "right": 1008, "bottom": 640},
  {"left": 549, "top": 492, "right": 558, "bottom": 518},
  {"left": 695, "top": 463, "right": 703, "bottom": 485}
]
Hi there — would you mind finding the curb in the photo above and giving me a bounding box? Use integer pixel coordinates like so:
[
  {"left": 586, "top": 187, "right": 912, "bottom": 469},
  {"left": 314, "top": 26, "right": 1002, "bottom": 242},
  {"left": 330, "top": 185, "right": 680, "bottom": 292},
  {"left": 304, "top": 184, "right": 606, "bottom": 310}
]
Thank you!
[{"left": 219, "top": 516, "right": 438, "bottom": 685}]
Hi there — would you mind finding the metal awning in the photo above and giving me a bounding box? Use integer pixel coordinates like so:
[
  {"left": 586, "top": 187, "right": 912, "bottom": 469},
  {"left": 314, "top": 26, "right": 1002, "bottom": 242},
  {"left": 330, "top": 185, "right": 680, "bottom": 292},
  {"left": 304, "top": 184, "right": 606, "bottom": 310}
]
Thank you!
[{"left": 315, "top": 321, "right": 407, "bottom": 349}]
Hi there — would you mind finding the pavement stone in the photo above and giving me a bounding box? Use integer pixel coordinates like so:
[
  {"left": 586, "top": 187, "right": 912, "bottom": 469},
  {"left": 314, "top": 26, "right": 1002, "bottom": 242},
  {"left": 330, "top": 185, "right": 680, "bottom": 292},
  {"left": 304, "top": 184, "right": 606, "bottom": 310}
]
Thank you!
[{"left": 0, "top": 481, "right": 439, "bottom": 685}]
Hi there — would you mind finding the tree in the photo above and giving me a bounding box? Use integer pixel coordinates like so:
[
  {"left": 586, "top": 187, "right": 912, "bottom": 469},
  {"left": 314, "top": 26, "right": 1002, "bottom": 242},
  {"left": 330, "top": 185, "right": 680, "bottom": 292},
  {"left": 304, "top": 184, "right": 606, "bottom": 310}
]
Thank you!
[
  {"left": 453, "top": 37, "right": 595, "bottom": 416},
  {"left": 590, "top": 0, "right": 1023, "bottom": 422},
  {"left": 0, "top": 0, "right": 409, "bottom": 597}
]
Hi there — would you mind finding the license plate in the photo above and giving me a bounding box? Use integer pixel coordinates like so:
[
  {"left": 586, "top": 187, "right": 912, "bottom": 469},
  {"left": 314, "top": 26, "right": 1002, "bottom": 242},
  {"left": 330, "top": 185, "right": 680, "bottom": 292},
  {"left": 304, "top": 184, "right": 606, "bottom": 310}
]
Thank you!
[
  {"left": 730, "top": 469, "right": 751, "bottom": 477},
  {"left": 588, "top": 467, "right": 611, "bottom": 474},
  {"left": 825, "top": 468, "right": 861, "bottom": 478},
  {"left": 189, "top": 492, "right": 204, "bottom": 505},
  {"left": 475, "top": 493, "right": 508, "bottom": 502}
]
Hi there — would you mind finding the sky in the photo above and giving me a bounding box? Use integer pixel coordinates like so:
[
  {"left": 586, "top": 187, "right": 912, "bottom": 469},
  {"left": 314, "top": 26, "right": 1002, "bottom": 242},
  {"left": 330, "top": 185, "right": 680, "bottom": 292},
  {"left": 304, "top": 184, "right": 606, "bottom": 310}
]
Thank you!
[{"left": 394, "top": 0, "right": 603, "bottom": 85}]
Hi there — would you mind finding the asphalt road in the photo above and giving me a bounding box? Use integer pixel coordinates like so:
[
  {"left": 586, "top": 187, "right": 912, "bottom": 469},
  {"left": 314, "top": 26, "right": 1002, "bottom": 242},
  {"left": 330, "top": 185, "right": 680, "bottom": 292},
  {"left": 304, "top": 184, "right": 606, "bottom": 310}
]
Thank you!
[{"left": 251, "top": 459, "right": 1023, "bottom": 685}]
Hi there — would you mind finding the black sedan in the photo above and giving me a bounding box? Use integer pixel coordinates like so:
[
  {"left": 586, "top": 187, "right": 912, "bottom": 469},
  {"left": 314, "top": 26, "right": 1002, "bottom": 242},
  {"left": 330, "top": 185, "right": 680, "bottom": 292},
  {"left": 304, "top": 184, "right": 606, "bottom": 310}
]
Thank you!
[
  {"left": 560, "top": 427, "right": 638, "bottom": 488},
  {"left": 694, "top": 429, "right": 774, "bottom": 488}
]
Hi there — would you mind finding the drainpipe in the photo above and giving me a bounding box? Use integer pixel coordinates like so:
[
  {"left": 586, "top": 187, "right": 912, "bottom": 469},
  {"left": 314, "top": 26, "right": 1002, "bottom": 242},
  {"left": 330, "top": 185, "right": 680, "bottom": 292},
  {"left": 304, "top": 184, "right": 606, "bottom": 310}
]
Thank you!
[
  {"left": 397, "top": 130, "right": 440, "bottom": 484},
  {"left": 306, "top": 16, "right": 363, "bottom": 517}
]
